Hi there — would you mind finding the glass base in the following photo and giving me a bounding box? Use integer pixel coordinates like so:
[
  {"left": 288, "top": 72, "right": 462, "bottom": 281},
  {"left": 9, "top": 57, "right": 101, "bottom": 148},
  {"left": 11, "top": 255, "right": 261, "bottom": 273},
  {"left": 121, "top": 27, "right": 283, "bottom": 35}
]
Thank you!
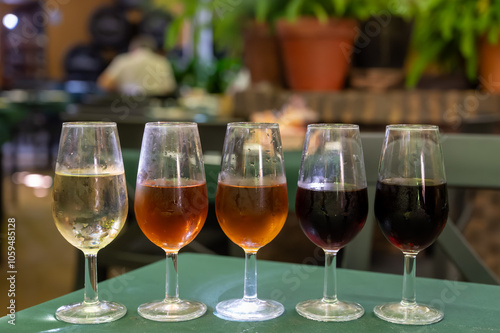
[
  {"left": 138, "top": 299, "right": 207, "bottom": 322},
  {"left": 215, "top": 298, "right": 284, "bottom": 322},
  {"left": 296, "top": 299, "right": 364, "bottom": 322},
  {"left": 374, "top": 302, "right": 444, "bottom": 325},
  {"left": 55, "top": 301, "right": 127, "bottom": 324}
]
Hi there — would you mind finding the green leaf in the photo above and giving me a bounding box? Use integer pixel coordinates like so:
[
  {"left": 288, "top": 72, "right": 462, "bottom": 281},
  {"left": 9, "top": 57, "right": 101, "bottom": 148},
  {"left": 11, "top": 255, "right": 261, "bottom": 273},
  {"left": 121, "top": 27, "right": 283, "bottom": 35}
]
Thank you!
[
  {"left": 487, "top": 27, "right": 500, "bottom": 44},
  {"left": 286, "top": 0, "right": 305, "bottom": 22},
  {"left": 166, "top": 16, "right": 183, "bottom": 49},
  {"left": 406, "top": 58, "right": 427, "bottom": 88},
  {"left": 465, "top": 47, "right": 478, "bottom": 81},
  {"left": 438, "top": 6, "right": 454, "bottom": 40},
  {"left": 312, "top": 3, "right": 328, "bottom": 24},
  {"left": 460, "top": 30, "right": 475, "bottom": 59},
  {"left": 478, "top": 0, "right": 490, "bottom": 14},
  {"left": 457, "top": 9, "right": 475, "bottom": 57},
  {"left": 256, "top": 0, "right": 270, "bottom": 23},
  {"left": 426, "top": 0, "right": 444, "bottom": 12},
  {"left": 406, "top": 41, "right": 444, "bottom": 88},
  {"left": 332, "top": 0, "right": 347, "bottom": 16},
  {"left": 476, "top": 11, "right": 490, "bottom": 33},
  {"left": 391, "top": 0, "right": 413, "bottom": 19}
]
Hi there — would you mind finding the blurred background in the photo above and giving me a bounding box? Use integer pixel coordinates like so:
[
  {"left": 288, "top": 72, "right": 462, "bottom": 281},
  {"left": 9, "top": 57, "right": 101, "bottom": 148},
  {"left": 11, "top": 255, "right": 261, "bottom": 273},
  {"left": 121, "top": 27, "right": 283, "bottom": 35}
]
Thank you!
[{"left": 1, "top": 0, "right": 500, "bottom": 312}]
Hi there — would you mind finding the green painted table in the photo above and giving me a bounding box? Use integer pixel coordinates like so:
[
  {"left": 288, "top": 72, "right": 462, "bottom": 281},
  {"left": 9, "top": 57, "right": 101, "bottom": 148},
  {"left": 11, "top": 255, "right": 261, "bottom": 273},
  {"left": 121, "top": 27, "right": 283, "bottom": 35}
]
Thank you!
[{"left": 1, "top": 253, "right": 499, "bottom": 332}]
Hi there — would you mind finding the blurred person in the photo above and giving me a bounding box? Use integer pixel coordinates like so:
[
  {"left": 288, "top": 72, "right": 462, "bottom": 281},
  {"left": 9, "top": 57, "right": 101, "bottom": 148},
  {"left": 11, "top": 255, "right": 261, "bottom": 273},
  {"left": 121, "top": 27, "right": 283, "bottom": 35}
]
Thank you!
[{"left": 97, "top": 35, "right": 176, "bottom": 96}]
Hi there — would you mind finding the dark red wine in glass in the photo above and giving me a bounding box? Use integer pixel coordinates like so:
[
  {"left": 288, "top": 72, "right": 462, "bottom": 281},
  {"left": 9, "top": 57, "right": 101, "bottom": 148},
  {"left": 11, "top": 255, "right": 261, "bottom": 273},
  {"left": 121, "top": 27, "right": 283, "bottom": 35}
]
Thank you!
[
  {"left": 296, "top": 185, "right": 368, "bottom": 251},
  {"left": 375, "top": 180, "right": 448, "bottom": 252},
  {"left": 294, "top": 124, "right": 368, "bottom": 322},
  {"left": 373, "top": 124, "right": 448, "bottom": 325}
]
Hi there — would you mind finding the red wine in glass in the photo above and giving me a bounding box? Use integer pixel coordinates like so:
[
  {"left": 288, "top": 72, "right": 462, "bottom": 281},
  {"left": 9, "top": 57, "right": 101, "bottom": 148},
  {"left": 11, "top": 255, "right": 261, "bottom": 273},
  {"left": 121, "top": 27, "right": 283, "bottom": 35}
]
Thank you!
[
  {"left": 373, "top": 124, "right": 448, "bottom": 325},
  {"left": 294, "top": 124, "right": 368, "bottom": 322},
  {"left": 296, "top": 184, "right": 368, "bottom": 251},
  {"left": 375, "top": 179, "right": 448, "bottom": 252}
]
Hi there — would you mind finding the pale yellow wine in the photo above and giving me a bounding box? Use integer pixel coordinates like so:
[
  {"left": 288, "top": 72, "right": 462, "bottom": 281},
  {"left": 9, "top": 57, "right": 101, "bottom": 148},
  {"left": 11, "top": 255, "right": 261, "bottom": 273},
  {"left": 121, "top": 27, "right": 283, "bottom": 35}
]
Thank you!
[{"left": 52, "top": 172, "right": 128, "bottom": 253}]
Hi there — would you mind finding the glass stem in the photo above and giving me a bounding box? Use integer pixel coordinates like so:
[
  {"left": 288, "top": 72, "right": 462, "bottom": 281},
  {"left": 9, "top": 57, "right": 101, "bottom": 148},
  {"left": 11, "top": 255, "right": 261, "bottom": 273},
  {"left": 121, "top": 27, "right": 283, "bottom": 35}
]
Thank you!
[
  {"left": 323, "top": 250, "right": 338, "bottom": 303},
  {"left": 83, "top": 253, "right": 98, "bottom": 304},
  {"left": 243, "top": 251, "right": 257, "bottom": 302},
  {"left": 165, "top": 251, "right": 180, "bottom": 302},
  {"left": 401, "top": 252, "right": 417, "bottom": 307}
]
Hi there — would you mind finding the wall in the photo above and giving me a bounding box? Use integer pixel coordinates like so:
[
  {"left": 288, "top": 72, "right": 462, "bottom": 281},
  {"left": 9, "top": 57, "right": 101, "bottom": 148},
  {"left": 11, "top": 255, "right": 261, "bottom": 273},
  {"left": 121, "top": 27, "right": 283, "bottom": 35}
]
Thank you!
[{"left": 45, "top": 0, "right": 113, "bottom": 81}]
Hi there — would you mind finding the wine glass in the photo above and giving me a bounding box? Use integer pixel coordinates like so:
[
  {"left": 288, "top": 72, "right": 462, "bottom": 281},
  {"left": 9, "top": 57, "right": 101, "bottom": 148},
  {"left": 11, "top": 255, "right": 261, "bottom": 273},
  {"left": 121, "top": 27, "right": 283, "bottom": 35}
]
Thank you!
[
  {"left": 135, "top": 122, "right": 208, "bottom": 322},
  {"left": 52, "top": 122, "right": 128, "bottom": 324},
  {"left": 374, "top": 124, "right": 448, "bottom": 325},
  {"left": 215, "top": 122, "right": 288, "bottom": 321},
  {"left": 295, "top": 124, "right": 368, "bottom": 321}
]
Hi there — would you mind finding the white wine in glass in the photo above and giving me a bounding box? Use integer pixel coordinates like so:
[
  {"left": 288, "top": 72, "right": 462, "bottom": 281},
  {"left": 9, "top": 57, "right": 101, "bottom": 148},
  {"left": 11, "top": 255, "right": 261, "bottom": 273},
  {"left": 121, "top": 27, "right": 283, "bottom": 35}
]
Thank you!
[
  {"left": 52, "top": 122, "right": 128, "bottom": 324},
  {"left": 53, "top": 173, "right": 127, "bottom": 251}
]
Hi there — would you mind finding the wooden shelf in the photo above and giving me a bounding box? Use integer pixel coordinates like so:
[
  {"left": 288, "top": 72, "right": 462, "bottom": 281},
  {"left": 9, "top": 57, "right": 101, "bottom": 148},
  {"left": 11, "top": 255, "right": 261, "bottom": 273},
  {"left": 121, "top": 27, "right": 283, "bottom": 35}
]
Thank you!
[{"left": 233, "top": 89, "right": 500, "bottom": 133}]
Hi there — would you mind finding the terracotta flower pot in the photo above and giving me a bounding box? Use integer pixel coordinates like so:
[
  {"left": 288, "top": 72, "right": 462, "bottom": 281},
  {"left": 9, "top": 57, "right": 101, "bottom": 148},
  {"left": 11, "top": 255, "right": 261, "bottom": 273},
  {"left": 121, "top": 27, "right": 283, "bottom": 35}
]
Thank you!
[
  {"left": 243, "top": 22, "right": 284, "bottom": 86},
  {"left": 479, "top": 38, "right": 500, "bottom": 94},
  {"left": 276, "top": 17, "right": 358, "bottom": 91}
]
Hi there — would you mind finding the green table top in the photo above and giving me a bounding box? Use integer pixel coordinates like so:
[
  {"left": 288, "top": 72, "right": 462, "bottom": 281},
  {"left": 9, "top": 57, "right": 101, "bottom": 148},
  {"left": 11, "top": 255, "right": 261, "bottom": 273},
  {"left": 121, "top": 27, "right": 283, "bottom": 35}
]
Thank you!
[{"left": 2, "top": 253, "right": 499, "bottom": 332}]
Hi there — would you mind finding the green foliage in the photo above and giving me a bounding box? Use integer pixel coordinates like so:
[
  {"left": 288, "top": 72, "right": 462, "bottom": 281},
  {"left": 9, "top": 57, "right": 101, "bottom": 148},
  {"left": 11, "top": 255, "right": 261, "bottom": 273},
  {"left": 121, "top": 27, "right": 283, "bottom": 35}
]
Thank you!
[
  {"left": 167, "top": 0, "right": 392, "bottom": 55},
  {"left": 211, "top": 0, "right": 285, "bottom": 55},
  {"left": 407, "top": 0, "right": 500, "bottom": 87},
  {"left": 160, "top": 0, "right": 408, "bottom": 92},
  {"left": 165, "top": 0, "right": 201, "bottom": 49},
  {"left": 161, "top": 0, "right": 245, "bottom": 93},
  {"left": 283, "top": 0, "right": 386, "bottom": 22},
  {"left": 169, "top": 55, "right": 242, "bottom": 94}
]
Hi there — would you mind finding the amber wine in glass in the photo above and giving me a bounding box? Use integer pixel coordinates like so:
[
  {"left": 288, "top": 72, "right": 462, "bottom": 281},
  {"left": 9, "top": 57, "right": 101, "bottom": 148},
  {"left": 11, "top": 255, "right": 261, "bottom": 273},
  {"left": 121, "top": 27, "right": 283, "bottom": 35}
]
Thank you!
[
  {"left": 215, "top": 122, "right": 288, "bottom": 321},
  {"left": 135, "top": 122, "right": 208, "bottom": 322}
]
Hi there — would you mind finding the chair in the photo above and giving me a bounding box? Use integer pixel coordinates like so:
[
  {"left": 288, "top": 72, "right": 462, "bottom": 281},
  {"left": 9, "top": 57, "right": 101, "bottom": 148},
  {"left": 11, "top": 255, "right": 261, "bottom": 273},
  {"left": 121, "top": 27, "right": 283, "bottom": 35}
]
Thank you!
[{"left": 342, "top": 133, "right": 500, "bottom": 285}]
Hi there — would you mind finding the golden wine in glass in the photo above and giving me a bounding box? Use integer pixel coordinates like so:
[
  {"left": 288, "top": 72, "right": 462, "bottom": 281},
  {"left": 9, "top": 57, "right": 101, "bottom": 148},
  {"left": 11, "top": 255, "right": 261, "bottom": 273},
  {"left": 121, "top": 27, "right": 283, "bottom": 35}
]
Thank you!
[{"left": 52, "top": 122, "right": 128, "bottom": 324}]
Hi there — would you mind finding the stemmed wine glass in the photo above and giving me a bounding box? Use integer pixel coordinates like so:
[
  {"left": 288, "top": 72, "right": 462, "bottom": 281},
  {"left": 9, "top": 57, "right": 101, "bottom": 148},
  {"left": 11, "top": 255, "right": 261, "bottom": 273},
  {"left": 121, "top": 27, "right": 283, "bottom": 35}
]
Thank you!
[
  {"left": 52, "top": 122, "right": 128, "bottom": 324},
  {"left": 134, "top": 122, "right": 208, "bottom": 322},
  {"left": 295, "top": 124, "right": 368, "bottom": 321},
  {"left": 215, "top": 122, "right": 288, "bottom": 321},
  {"left": 374, "top": 124, "right": 448, "bottom": 325}
]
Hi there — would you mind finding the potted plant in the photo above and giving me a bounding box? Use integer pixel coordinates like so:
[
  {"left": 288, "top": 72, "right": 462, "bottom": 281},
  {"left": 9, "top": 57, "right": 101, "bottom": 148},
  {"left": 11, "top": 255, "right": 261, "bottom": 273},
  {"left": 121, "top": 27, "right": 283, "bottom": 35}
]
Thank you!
[
  {"left": 406, "top": 0, "right": 500, "bottom": 91},
  {"left": 211, "top": 0, "right": 287, "bottom": 86},
  {"left": 275, "top": 0, "right": 383, "bottom": 91},
  {"left": 477, "top": 0, "right": 500, "bottom": 93},
  {"left": 163, "top": 0, "right": 287, "bottom": 87}
]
